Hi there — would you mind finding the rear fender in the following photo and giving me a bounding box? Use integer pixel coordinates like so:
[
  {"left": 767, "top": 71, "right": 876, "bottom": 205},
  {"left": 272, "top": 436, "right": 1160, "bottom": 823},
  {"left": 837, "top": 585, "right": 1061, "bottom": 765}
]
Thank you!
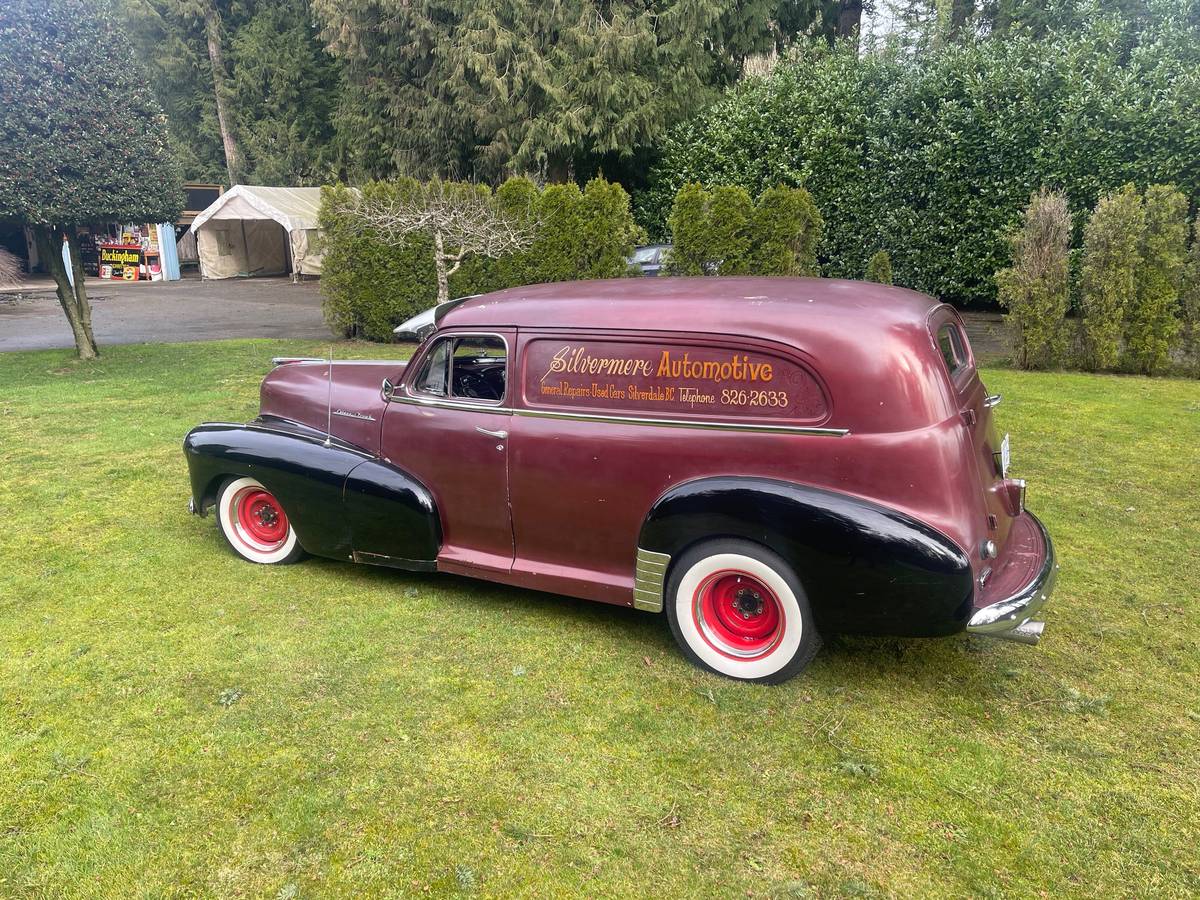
[{"left": 638, "top": 476, "right": 974, "bottom": 636}]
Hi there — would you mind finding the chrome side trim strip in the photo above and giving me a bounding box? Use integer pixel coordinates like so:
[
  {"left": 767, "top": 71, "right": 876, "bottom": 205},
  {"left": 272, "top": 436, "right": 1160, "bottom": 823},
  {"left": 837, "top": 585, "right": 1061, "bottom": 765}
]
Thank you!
[
  {"left": 515, "top": 407, "right": 849, "bottom": 437},
  {"left": 386, "top": 395, "right": 848, "bottom": 437},
  {"left": 633, "top": 548, "right": 671, "bottom": 613},
  {"left": 390, "top": 393, "right": 515, "bottom": 415},
  {"left": 352, "top": 550, "right": 437, "bottom": 573}
]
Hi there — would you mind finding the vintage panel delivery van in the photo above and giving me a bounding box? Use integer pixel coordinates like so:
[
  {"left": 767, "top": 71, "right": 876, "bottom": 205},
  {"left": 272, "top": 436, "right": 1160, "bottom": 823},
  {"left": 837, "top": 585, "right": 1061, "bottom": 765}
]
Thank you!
[{"left": 183, "top": 277, "right": 1056, "bottom": 683}]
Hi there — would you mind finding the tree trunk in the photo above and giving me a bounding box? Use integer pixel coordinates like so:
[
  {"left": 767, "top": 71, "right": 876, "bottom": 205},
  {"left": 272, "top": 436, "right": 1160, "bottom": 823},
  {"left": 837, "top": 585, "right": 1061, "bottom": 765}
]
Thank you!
[
  {"left": 545, "top": 155, "right": 572, "bottom": 184},
  {"left": 837, "top": 0, "right": 863, "bottom": 39},
  {"left": 68, "top": 233, "right": 98, "bottom": 351},
  {"left": 949, "top": 0, "right": 974, "bottom": 39},
  {"left": 203, "top": 2, "right": 241, "bottom": 186},
  {"left": 33, "top": 226, "right": 98, "bottom": 360},
  {"left": 433, "top": 229, "right": 450, "bottom": 305}
]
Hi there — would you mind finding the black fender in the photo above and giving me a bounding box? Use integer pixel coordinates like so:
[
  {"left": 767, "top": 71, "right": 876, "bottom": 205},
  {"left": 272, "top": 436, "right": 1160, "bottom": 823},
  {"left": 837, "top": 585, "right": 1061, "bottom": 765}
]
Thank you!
[
  {"left": 638, "top": 476, "right": 974, "bottom": 637},
  {"left": 183, "top": 421, "right": 440, "bottom": 568}
]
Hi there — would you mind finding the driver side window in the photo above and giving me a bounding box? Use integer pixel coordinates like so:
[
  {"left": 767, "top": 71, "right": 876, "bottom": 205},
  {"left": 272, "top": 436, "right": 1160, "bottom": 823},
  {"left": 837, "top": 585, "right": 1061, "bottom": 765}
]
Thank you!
[{"left": 413, "top": 335, "right": 507, "bottom": 403}]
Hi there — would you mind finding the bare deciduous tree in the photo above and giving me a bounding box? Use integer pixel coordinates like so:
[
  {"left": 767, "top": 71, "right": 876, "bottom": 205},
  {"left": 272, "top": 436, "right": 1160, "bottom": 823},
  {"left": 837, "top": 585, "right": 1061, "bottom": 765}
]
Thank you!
[{"left": 333, "top": 180, "right": 537, "bottom": 304}]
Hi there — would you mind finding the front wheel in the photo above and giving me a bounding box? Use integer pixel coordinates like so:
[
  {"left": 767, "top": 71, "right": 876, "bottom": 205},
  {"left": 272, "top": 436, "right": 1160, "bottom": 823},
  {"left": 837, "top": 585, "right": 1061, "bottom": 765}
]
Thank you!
[
  {"left": 665, "top": 539, "right": 821, "bottom": 684},
  {"left": 216, "top": 476, "right": 305, "bottom": 564}
]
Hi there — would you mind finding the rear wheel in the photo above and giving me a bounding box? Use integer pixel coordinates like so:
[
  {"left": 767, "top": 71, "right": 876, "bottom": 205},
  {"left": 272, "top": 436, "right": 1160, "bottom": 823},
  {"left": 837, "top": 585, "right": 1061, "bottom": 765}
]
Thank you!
[
  {"left": 216, "top": 476, "right": 304, "bottom": 564},
  {"left": 665, "top": 539, "right": 820, "bottom": 684}
]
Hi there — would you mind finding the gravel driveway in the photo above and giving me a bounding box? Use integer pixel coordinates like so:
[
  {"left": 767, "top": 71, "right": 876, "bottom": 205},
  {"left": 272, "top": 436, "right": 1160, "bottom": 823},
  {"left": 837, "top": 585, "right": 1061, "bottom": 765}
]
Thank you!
[{"left": 0, "top": 273, "right": 334, "bottom": 351}]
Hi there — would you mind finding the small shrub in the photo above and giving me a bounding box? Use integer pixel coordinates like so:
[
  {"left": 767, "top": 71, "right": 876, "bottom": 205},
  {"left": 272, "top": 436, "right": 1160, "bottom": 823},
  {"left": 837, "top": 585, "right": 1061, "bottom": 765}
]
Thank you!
[
  {"left": 666, "top": 182, "right": 823, "bottom": 276},
  {"left": 1180, "top": 219, "right": 1200, "bottom": 369},
  {"left": 1123, "top": 184, "right": 1188, "bottom": 375},
  {"left": 864, "top": 250, "right": 893, "bottom": 285},
  {"left": 1078, "top": 184, "right": 1144, "bottom": 371},
  {"left": 994, "top": 189, "right": 1071, "bottom": 369},
  {"left": 749, "top": 185, "right": 823, "bottom": 276},
  {"left": 705, "top": 186, "right": 755, "bottom": 274},
  {"left": 666, "top": 183, "right": 754, "bottom": 275}
]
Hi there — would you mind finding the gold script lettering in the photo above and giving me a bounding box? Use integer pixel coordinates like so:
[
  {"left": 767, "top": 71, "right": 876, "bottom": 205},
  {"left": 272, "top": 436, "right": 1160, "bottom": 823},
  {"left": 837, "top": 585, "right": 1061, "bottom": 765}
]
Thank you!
[{"left": 656, "top": 350, "right": 773, "bottom": 383}]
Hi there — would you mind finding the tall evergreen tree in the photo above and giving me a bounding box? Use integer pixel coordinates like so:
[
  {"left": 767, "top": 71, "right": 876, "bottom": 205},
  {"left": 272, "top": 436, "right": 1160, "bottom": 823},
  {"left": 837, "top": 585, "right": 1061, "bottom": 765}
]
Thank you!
[
  {"left": 121, "top": 0, "right": 340, "bottom": 185},
  {"left": 312, "top": 0, "right": 820, "bottom": 183},
  {"left": 0, "top": 0, "right": 183, "bottom": 359}
]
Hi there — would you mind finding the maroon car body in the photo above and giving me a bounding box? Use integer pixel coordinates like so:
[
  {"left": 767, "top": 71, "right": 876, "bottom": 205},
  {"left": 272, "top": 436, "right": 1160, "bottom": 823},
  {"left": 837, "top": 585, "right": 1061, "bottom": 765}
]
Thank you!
[{"left": 185, "top": 277, "right": 1056, "bottom": 682}]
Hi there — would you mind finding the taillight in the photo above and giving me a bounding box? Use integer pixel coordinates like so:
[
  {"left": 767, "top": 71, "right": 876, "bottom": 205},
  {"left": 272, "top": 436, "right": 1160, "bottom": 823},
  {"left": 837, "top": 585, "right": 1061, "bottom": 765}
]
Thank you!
[{"left": 998, "top": 478, "right": 1026, "bottom": 516}]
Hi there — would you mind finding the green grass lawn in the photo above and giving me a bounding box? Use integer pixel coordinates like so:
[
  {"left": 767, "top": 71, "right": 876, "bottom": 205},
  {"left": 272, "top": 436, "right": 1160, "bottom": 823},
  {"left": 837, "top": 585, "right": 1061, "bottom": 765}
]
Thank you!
[{"left": 1, "top": 340, "right": 1198, "bottom": 898}]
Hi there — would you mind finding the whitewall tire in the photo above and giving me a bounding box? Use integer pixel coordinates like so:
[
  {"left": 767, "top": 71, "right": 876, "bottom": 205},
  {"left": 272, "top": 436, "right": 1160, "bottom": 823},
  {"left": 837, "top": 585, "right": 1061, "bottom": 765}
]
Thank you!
[
  {"left": 216, "top": 476, "right": 304, "bottom": 565},
  {"left": 665, "top": 539, "right": 821, "bottom": 684}
]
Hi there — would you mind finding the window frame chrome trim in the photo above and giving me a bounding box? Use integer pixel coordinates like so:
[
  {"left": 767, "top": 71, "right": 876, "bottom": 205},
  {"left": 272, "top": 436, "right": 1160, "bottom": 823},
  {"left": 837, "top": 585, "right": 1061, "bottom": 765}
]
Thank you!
[{"left": 401, "top": 331, "right": 511, "bottom": 410}]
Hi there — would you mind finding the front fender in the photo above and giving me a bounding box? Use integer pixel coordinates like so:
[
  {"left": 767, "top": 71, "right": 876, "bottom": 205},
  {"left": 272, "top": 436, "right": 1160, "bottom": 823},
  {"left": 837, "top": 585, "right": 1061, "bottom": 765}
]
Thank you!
[
  {"left": 183, "top": 422, "right": 440, "bottom": 567},
  {"left": 638, "top": 476, "right": 974, "bottom": 637}
]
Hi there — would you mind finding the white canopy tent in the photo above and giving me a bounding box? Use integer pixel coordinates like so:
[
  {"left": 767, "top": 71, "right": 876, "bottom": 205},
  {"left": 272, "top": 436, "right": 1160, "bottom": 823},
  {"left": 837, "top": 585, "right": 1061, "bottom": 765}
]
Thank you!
[{"left": 190, "top": 185, "right": 324, "bottom": 280}]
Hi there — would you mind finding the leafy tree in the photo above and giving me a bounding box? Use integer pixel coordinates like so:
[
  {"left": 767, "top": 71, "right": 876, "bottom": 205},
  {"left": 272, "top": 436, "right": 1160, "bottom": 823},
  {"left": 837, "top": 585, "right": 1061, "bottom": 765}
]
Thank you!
[
  {"left": 121, "top": 0, "right": 340, "bottom": 184},
  {"left": 994, "top": 189, "right": 1072, "bottom": 369},
  {"left": 1078, "top": 184, "right": 1144, "bottom": 371},
  {"left": 0, "top": 0, "right": 182, "bottom": 359},
  {"left": 865, "top": 250, "right": 894, "bottom": 284},
  {"left": 227, "top": 0, "right": 340, "bottom": 185},
  {"left": 1124, "top": 184, "right": 1188, "bottom": 374}
]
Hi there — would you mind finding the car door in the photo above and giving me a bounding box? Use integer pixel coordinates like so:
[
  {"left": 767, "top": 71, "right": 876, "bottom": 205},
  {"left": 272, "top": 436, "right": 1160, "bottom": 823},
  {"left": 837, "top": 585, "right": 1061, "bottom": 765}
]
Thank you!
[{"left": 380, "top": 330, "right": 516, "bottom": 575}]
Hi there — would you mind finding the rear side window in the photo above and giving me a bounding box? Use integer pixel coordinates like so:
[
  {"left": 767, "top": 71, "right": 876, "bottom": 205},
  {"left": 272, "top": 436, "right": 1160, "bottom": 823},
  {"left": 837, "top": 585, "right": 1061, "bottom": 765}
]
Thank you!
[{"left": 937, "top": 323, "right": 970, "bottom": 377}]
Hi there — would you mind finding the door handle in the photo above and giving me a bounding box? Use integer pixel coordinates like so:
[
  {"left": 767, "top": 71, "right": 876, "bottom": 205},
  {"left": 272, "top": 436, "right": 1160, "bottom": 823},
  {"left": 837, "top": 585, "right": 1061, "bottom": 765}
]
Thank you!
[
  {"left": 983, "top": 393, "right": 1002, "bottom": 408},
  {"left": 475, "top": 426, "right": 508, "bottom": 439}
]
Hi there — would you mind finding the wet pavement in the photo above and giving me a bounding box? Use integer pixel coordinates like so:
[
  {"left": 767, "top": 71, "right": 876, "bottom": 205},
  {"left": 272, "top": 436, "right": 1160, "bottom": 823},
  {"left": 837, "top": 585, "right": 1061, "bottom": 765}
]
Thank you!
[{"left": 0, "top": 273, "right": 333, "bottom": 351}]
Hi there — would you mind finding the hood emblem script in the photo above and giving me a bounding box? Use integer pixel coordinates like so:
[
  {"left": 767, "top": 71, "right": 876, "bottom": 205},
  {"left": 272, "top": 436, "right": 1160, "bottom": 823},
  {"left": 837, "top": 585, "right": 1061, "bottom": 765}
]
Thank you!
[{"left": 333, "top": 409, "right": 376, "bottom": 422}]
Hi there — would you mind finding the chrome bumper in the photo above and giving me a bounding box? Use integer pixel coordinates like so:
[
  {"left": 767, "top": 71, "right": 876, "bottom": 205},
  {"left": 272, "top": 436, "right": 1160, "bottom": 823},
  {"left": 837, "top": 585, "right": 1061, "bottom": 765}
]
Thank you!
[{"left": 967, "top": 512, "right": 1057, "bottom": 644}]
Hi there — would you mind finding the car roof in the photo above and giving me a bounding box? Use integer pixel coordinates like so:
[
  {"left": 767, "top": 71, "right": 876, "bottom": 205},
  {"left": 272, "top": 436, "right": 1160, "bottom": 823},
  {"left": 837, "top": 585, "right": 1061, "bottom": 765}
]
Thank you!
[{"left": 438, "top": 277, "right": 944, "bottom": 346}]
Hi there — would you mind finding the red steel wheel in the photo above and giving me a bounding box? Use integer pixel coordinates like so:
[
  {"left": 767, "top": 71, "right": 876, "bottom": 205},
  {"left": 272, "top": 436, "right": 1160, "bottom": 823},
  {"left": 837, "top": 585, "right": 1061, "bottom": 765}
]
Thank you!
[
  {"left": 215, "top": 476, "right": 304, "bottom": 564},
  {"left": 693, "top": 570, "right": 785, "bottom": 660},
  {"left": 666, "top": 538, "right": 821, "bottom": 683}
]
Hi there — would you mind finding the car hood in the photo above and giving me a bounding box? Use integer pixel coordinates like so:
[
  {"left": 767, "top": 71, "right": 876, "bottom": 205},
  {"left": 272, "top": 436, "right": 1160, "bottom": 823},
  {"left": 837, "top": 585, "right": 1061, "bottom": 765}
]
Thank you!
[{"left": 259, "top": 359, "right": 406, "bottom": 455}]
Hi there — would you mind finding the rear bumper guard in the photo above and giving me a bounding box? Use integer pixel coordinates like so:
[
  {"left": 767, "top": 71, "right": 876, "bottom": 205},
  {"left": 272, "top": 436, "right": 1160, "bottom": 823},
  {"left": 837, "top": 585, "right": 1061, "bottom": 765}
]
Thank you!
[{"left": 967, "top": 512, "right": 1057, "bottom": 644}]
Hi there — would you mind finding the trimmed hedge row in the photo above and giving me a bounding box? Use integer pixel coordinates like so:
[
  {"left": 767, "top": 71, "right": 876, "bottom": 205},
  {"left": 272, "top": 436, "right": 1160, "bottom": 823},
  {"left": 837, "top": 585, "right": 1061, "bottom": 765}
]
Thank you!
[
  {"left": 639, "top": 5, "right": 1200, "bottom": 307},
  {"left": 319, "top": 176, "right": 642, "bottom": 341}
]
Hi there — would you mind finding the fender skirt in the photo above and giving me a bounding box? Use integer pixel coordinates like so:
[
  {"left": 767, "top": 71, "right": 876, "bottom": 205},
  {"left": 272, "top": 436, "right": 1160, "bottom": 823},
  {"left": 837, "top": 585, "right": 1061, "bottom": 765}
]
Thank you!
[
  {"left": 183, "top": 422, "right": 440, "bottom": 570},
  {"left": 638, "top": 476, "right": 974, "bottom": 637}
]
